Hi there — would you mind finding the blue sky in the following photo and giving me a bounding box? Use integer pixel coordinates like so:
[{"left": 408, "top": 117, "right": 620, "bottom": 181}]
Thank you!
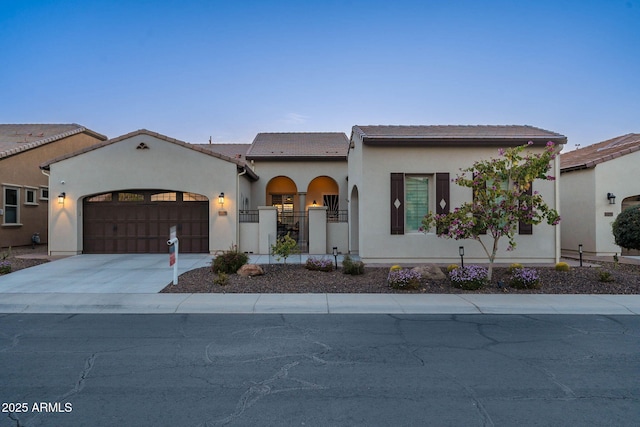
[{"left": 1, "top": 0, "right": 638, "bottom": 150}]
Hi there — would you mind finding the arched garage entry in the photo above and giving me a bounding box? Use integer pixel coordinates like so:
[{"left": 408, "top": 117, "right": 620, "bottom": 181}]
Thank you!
[{"left": 83, "top": 190, "right": 209, "bottom": 253}]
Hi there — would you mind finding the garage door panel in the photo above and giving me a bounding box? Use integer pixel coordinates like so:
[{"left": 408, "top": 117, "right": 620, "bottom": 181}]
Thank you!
[{"left": 83, "top": 191, "right": 209, "bottom": 254}]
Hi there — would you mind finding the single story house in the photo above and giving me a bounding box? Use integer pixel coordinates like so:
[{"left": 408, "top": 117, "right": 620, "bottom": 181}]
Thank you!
[
  {"left": 560, "top": 133, "right": 640, "bottom": 256},
  {"left": 1, "top": 124, "right": 107, "bottom": 248},
  {"left": 42, "top": 124, "right": 567, "bottom": 264},
  {"left": 347, "top": 125, "right": 566, "bottom": 264}
]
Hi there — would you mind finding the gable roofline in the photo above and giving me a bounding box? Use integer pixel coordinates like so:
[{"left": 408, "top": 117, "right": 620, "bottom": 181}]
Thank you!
[
  {"left": 40, "top": 129, "right": 259, "bottom": 181},
  {"left": 0, "top": 124, "right": 107, "bottom": 160},
  {"left": 560, "top": 133, "right": 640, "bottom": 173},
  {"left": 352, "top": 125, "right": 567, "bottom": 146}
]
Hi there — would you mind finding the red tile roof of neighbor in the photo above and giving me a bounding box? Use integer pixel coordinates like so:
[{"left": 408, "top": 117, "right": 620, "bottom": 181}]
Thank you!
[
  {"left": 353, "top": 125, "right": 567, "bottom": 145},
  {"left": 560, "top": 133, "right": 640, "bottom": 172},
  {"left": 246, "top": 132, "right": 350, "bottom": 160},
  {"left": 0, "top": 124, "right": 107, "bottom": 159}
]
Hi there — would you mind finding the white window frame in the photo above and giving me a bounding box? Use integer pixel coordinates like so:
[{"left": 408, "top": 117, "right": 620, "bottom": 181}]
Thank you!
[
  {"left": 40, "top": 186, "right": 49, "bottom": 201},
  {"left": 405, "top": 174, "right": 434, "bottom": 233},
  {"left": 24, "top": 187, "right": 38, "bottom": 206},
  {"left": 2, "top": 185, "right": 21, "bottom": 226}
]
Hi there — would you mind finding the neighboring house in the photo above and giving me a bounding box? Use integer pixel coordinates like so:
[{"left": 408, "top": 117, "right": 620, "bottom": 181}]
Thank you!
[
  {"left": 560, "top": 133, "right": 640, "bottom": 256},
  {"left": 41, "top": 124, "right": 567, "bottom": 264},
  {"left": 348, "top": 125, "right": 567, "bottom": 264},
  {"left": 0, "top": 124, "right": 107, "bottom": 248}
]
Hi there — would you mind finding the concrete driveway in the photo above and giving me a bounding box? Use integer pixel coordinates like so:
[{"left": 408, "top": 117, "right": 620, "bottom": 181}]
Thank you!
[{"left": 0, "top": 254, "right": 211, "bottom": 293}]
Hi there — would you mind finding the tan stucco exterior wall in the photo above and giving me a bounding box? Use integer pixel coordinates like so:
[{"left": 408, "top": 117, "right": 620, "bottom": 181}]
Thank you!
[
  {"left": 349, "top": 137, "right": 560, "bottom": 264},
  {"left": 47, "top": 134, "right": 243, "bottom": 255},
  {"left": 1, "top": 132, "right": 104, "bottom": 248},
  {"left": 561, "top": 151, "right": 640, "bottom": 255}
]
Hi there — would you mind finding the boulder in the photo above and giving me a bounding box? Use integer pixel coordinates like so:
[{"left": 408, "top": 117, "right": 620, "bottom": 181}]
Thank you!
[
  {"left": 411, "top": 264, "right": 447, "bottom": 281},
  {"left": 237, "top": 264, "right": 264, "bottom": 277}
]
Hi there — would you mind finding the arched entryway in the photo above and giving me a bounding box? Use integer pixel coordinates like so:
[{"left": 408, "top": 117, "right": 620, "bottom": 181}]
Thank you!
[
  {"left": 350, "top": 185, "right": 359, "bottom": 254},
  {"left": 620, "top": 195, "right": 640, "bottom": 256},
  {"left": 82, "top": 190, "right": 209, "bottom": 253},
  {"left": 265, "top": 176, "right": 304, "bottom": 246}
]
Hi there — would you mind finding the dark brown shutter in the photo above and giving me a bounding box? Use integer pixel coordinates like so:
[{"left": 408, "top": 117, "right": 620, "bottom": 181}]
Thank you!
[
  {"left": 390, "top": 173, "right": 404, "bottom": 235},
  {"left": 436, "top": 173, "right": 450, "bottom": 214},
  {"left": 519, "top": 183, "right": 533, "bottom": 235}
]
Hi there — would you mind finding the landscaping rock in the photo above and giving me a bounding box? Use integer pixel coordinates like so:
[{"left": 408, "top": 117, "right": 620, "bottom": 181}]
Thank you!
[
  {"left": 412, "top": 264, "right": 447, "bottom": 281},
  {"left": 237, "top": 264, "right": 264, "bottom": 277}
]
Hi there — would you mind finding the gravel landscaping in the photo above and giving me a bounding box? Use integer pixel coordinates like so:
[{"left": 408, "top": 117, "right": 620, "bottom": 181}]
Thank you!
[
  {"left": 2, "top": 246, "right": 638, "bottom": 294},
  {"left": 161, "top": 261, "right": 640, "bottom": 295}
]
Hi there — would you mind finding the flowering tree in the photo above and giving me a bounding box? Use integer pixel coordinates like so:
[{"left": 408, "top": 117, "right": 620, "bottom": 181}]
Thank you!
[{"left": 422, "top": 141, "right": 561, "bottom": 280}]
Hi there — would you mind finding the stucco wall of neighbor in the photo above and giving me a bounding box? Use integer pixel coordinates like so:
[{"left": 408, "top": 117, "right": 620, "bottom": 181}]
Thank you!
[
  {"left": 559, "top": 168, "right": 596, "bottom": 254},
  {"left": 561, "top": 151, "right": 640, "bottom": 256},
  {"left": 251, "top": 160, "right": 348, "bottom": 210},
  {"left": 595, "top": 153, "right": 640, "bottom": 255},
  {"left": 47, "top": 134, "right": 240, "bottom": 255},
  {"left": 1, "top": 132, "right": 104, "bottom": 248},
  {"left": 355, "top": 144, "right": 559, "bottom": 264}
]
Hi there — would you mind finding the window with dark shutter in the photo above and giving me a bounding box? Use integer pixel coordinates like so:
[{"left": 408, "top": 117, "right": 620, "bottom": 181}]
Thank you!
[
  {"left": 390, "top": 173, "right": 404, "bottom": 234},
  {"left": 436, "top": 173, "right": 450, "bottom": 214}
]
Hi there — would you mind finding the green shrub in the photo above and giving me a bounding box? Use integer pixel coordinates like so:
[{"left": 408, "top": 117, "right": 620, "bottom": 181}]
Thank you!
[
  {"left": 0, "top": 260, "right": 11, "bottom": 275},
  {"left": 213, "top": 272, "right": 229, "bottom": 286},
  {"left": 612, "top": 205, "right": 640, "bottom": 251},
  {"left": 446, "top": 264, "right": 459, "bottom": 273},
  {"left": 508, "top": 263, "right": 524, "bottom": 273},
  {"left": 597, "top": 270, "right": 614, "bottom": 283},
  {"left": 305, "top": 257, "right": 334, "bottom": 272},
  {"left": 271, "top": 233, "right": 299, "bottom": 264},
  {"left": 555, "top": 262, "right": 571, "bottom": 272},
  {"left": 212, "top": 245, "right": 249, "bottom": 274},
  {"left": 509, "top": 267, "right": 541, "bottom": 289},
  {"left": 387, "top": 269, "right": 421, "bottom": 290},
  {"left": 342, "top": 254, "right": 365, "bottom": 275},
  {"left": 449, "top": 265, "right": 487, "bottom": 290}
]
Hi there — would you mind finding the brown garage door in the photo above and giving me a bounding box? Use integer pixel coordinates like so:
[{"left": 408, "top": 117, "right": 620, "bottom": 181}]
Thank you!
[{"left": 83, "top": 190, "right": 209, "bottom": 253}]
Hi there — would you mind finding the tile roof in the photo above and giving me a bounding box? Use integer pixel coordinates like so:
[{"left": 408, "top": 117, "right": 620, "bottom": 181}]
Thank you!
[
  {"left": 353, "top": 125, "right": 567, "bottom": 145},
  {"left": 246, "top": 132, "right": 349, "bottom": 160},
  {"left": 40, "top": 129, "right": 259, "bottom": 180},
  {"left": 0, "top": 124, "right": 107, "bottom": 159},
  {"left": 194, "top": 143, "right": 250, "bottom": 164},
  {"left": 560, "top": 133, "right": 640, "bottom": 172}
]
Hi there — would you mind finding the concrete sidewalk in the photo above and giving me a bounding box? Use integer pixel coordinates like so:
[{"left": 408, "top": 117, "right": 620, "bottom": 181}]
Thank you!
[{"left": 1, "top": 292, "right": 639, "bottom": 315}]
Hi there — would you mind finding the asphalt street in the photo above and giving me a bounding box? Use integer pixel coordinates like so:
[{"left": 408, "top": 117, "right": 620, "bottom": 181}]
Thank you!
[{"left": 1, "top": 313, "right": 638, "bottom": 426}]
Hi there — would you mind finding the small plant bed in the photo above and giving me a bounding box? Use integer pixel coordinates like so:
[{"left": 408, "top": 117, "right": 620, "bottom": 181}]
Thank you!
[{"left": 161, "top": 261, "right": 640, "bottom": 294}]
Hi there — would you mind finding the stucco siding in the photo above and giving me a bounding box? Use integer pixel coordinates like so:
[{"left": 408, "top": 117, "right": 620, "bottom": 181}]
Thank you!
[
  {"left": 47, "top": 134, "right": 241, "bottom": 255},
  {"left": 561, "top": 150, "right": 640, "bottom": 256},
  {"left": 357, "top": 144, "right": 559, "bottom": 263},
  {"left": 1, "top": 132, "right": 103, "bottom": 248},
  {"left": 595, "top": 153, "right": 640, "bottom": 255},
  {"left": 559, "top": 168, "right": 596, "bottom": 253}
]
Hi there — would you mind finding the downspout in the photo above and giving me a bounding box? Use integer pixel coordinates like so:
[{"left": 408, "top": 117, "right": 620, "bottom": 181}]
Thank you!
[
  {"left": 236, "top": 168, "right": 247, "bottom": 248},
  {"left": 41, "top": 169, "right": 51, "bottom": 255},
  {"left": 554, "top": 150, "right": 561, "bottom": 264}
]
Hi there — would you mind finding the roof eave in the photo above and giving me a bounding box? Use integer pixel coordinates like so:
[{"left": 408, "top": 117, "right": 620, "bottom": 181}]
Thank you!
[{"left": 362, "top": 136, "right": 567, "bottom": 146}]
